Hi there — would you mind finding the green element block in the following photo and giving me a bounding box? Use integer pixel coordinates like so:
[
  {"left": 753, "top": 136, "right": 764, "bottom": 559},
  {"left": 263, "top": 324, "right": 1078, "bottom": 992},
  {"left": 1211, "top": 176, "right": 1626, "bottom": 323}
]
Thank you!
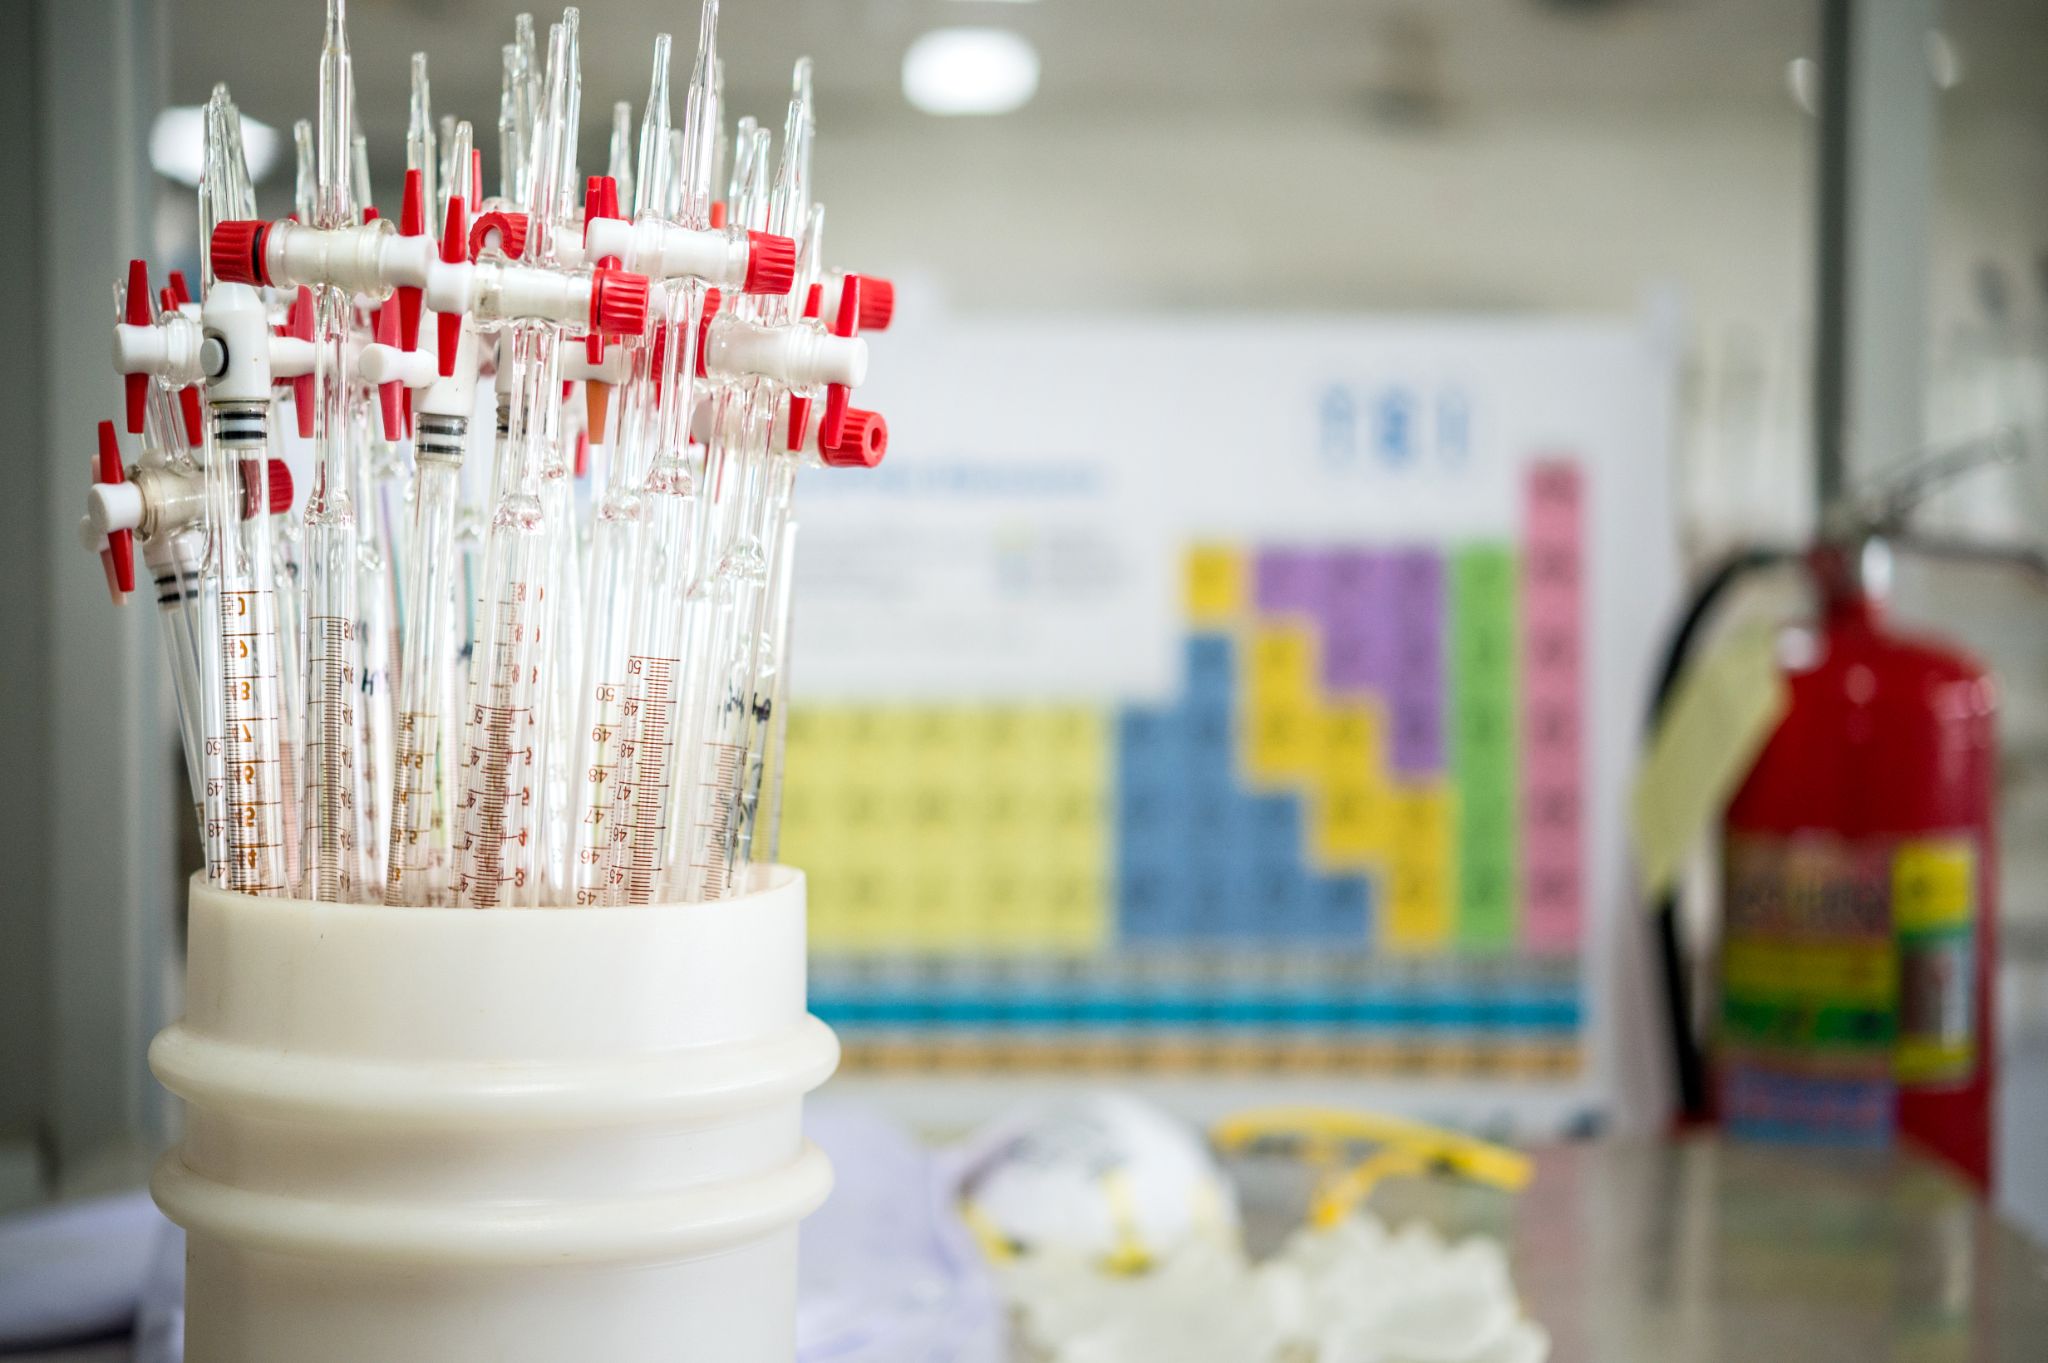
[
  {"left": 1457, "top": 845, "right": 1517, "bottom": 952},
  {"left": 1451, "top": 545, "right": 1519, "bottom": 952}
]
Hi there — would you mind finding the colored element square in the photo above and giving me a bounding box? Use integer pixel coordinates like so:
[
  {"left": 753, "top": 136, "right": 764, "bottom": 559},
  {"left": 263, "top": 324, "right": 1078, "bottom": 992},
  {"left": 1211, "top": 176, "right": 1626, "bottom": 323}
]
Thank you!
[{"left": 1185, "top": 545, "right": 1248, "bottom": 626}]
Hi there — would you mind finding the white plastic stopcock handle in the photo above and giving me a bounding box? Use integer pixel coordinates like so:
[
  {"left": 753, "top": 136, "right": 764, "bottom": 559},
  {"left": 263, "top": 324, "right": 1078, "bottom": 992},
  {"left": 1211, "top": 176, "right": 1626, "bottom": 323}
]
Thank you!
[
  {"left": 585, "top": 216, "right": 751, "bottom": 286},
  {"left": 113, "top": 312, "right": 205, "bottom": 384},
  {"left": 465, "top": 259, "right": 596, "bottom": 328},
  {"left": 359, "top": 342, "right": 436, "bottom": 389},
  {"left": 199, "top": 282, "right": 275, "bottom": 402},
  {"left": 264, "top": 217, "right": 432, "bottom": 297},
  {"left": 86, "top": 479, "right": 144, "bottom": 537},
  {"left": 707, "top": 314, "right": 867, "bottom": 389}
]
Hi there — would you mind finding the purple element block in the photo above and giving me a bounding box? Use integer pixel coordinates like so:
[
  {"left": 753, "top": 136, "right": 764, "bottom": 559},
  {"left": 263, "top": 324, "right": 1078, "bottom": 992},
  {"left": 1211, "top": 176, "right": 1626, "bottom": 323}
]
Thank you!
[
  {"left": 1322, "top": 549, "right": 1396, "bottom": 696},
  {"left": 1255, "top": 548, "right": 1332, "bottom": 618},
  {"left": 1388, "top": 547, "right": 1445, "bottom": 776}
]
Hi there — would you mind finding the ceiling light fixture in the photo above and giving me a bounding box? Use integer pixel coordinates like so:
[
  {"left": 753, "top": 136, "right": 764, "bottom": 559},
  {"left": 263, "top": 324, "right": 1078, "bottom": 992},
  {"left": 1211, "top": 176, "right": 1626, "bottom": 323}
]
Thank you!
[
  {"left": 148, "top": 105, "right": 282, "bottom": 188},
  {"left": 902, "top": 28, "right": 1039, "bottom": 116}
]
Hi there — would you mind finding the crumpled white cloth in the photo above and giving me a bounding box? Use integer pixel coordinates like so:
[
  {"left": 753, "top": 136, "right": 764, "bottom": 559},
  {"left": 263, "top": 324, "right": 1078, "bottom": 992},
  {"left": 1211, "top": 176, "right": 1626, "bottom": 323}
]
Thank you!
[
  {"left": 796, "top": 1101, "right": 1006, "bottom": 1363},
  {"left": 999, "top": 1212, "right": 1550, "bottom": 1363}
]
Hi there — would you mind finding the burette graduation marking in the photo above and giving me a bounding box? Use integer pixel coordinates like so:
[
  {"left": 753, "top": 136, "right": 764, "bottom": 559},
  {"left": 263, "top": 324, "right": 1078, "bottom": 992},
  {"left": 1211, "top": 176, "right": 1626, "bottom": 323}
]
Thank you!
[{"left": 617, "top": 654, "right": 678, "bottom": 904}]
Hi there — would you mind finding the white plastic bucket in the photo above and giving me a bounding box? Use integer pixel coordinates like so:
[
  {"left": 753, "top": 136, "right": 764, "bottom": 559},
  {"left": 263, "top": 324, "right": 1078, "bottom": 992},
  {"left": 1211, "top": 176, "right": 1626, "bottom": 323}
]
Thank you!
[{"left": 149, "top": 867, "right": 837, "bottom": 1363}]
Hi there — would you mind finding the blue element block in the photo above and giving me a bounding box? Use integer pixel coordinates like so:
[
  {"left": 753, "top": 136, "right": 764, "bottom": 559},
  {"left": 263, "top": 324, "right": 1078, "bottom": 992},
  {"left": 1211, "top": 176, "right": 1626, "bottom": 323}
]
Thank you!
[
  {"left": 1182, "top": 747, "right": 1238, "bottom": 809},
  {"left": 1246, "top": 794, "right": 1304, "bottom": 862},
  {"left": 1298, "top": 875, "right": 1370, "bottom": 945},
  {"left": 1117, "top": 858, "right": 1191, "bottom": 943},
  {"left": 1117, "top": 708, "right": 1181, "bottom": 763},
  {"left": 1185, "top": 634, "right": 1236, "bottom": 701},
  {"left": 1183, "top": 872, "right": 1232, "bottom": 939},
  {"left": 1219, "top": 858, "right": 1274, "bottom": 937},
  {"left": 1261, "top": 865, "right": 1318, "bottom": 940},
  {"left": 1116, "top": 776, "right": 1187, "bottom": 844},
  {"left": 1181, "top": 701, "right": 1235, "bottom": 760}
]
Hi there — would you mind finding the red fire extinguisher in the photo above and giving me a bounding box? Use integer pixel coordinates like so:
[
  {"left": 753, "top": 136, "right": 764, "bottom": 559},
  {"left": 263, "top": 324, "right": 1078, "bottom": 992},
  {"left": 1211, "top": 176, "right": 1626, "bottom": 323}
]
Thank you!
[{"left": 1718, "top": 540, "right": 1997, "bottom": 1189}]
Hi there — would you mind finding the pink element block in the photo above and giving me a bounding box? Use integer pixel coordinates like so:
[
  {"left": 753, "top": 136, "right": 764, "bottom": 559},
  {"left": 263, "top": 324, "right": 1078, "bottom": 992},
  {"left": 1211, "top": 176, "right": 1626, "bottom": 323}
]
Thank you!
[{"left": 1520, "top": 458, "right": 1585, "bottom": 956}]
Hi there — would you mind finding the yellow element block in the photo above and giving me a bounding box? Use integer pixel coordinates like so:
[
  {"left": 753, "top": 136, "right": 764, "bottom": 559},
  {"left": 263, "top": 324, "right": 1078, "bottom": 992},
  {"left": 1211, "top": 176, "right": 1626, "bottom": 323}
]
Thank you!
[
  {"left": 1018, "top": 708, "right": 1109, "bottom": 784},
  {"left": 968, "top": 706, "right": 1032, "bottom": 766},
  {"left": 1386, "top": 859, "right": 1454, "bottom": 953},
  {"left": 1242, "top": 625, "right": 1326, "bottom": 787},
  {"left": 1384, "top": 784, "right": 1455, "bottom": 951},
  {"left": 1390, "top": 784, "right": 1455, "bottom": 864},
  {"left": 1304, "top": 704, "right": 1392, "bottom": 872},
  {"left": 1245, "top": 698, "right": 1322, "bottom": 787},
  {"left": 1311, "top": 775, "right": 1392, "bottom": 871},
  {"left": 1319, "top": 703, "right": 1384, "bottom": 782},
  {"left": 1893, "top": 839, "right": 1975, "bottom": 933},
  {"left": 1248, "top": 625, "right": 1318, "bottom": 703},
  {"left": 782, "top": 702, "right": 1110, "bottom": 957},
  {"left": 1185, "top": 544, "right": 1248, "bottom": 625}
]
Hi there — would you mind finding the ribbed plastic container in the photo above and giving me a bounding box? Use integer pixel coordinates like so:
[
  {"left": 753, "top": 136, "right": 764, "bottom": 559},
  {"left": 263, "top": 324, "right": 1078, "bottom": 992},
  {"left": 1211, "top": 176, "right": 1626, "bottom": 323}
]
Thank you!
[{"left": 149, "top": 867, "right": 837, "bottom": 1363}]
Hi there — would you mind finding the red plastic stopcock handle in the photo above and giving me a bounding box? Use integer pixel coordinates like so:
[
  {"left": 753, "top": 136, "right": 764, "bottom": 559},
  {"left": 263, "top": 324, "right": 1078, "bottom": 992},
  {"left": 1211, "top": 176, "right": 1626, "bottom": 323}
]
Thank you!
[
  {"left": 743, "top": 232, "right": 797, "bottom": 297},
  {"left": 786, "top": 394, "right": 812, "bottom": 452},
  {"left": 591, "top": 267, "right": 650, "bottom": 337},
  {"left": 286, "top": 287, "right": 316, "bottom": 439},
  {"left": 857, "top": 277, "right": 895, "bottom": 331},
  {"left": 209, "top": 220, "right": 271, "bottom": 287},
  {"left": 96, "top": 420, "right": 134, "bottom": 596},
  {"left": 123, "top": 260, "right": 152, "bottom": 433},
  {"left": 264, "top": 458, "right": 294, "bottom": 517},
  {"left": 583, "top": 176, "right": 625, "bottom": 363},
  {"left": 237, "top": 458, "right": 295, "bottom": 521},
  {"left": 436, "top": 196, "right": 471, "bottom": 377},
  {"left": 819, "top": 408, "right": 887, "bottom": 469},
  {"left": 373, "top": 304, "right": 404, "bottom": 441},
  {"left": 168, "top": 271, "right": 193, "bottom": 307},
  {"left": 584, "top": 175, "right": 623, "bottom": 254},
  {"left": 819, "top": 274, "right": 863, "bottom": 451},
  {"left": 468, "top": 211, "right": 530, "bottom": 261},
  {"left": 395, "top": 168, "right": 427, "bottom": 352}
]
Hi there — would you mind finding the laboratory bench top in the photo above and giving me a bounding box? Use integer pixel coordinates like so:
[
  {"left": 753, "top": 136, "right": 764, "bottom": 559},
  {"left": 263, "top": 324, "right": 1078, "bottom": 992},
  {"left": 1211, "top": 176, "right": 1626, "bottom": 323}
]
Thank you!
[
  {"left": 8, "top": 1136, "right": 2045, "bottom": 1363},
  {"left": 1263, "top": 1136, "right": 2048, "bottom": 1363}
]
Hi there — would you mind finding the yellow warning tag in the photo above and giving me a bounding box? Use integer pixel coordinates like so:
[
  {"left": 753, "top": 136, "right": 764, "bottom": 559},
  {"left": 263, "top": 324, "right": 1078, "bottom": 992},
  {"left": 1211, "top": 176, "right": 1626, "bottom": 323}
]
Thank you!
[{"left": 1629, "top": 623, "right": 1791, "bottom": 902}]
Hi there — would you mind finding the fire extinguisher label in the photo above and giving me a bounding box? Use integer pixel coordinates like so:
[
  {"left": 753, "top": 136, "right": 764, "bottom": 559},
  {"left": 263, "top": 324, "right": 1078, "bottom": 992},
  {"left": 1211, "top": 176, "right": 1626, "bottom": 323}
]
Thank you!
[
  {"left": 1892, "top": 838, "right": 1978, "bottom": 1087},
  {"left": 1720, "top": 835, "right": 1896, "bottom": 1144},
  {"left": 1719, "top": 833, "right": 1980, "bottom": 1144}
]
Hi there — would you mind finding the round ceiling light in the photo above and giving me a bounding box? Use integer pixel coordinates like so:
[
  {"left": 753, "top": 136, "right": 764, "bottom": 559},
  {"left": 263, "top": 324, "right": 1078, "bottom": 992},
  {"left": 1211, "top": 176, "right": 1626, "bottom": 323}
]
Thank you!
[{"left": 902, "top": 27, "right": 1040, "bottom": 117}]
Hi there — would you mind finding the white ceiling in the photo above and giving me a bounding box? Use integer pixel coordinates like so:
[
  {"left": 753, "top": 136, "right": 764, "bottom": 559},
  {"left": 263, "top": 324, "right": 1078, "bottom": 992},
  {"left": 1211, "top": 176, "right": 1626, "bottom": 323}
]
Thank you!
[
  {"left": 159, "top": 0, "right": 2048, "bottom": 323},
  {"left": 168, "top": 0, "right": 2047, "bottom": 178}
]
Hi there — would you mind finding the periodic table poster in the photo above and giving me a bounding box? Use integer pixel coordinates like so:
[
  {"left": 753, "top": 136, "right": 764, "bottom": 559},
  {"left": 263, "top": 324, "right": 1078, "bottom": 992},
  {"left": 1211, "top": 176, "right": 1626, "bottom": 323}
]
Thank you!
[{"left": 782, "top": 315, "right": 1678, "bottom": 1135}]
